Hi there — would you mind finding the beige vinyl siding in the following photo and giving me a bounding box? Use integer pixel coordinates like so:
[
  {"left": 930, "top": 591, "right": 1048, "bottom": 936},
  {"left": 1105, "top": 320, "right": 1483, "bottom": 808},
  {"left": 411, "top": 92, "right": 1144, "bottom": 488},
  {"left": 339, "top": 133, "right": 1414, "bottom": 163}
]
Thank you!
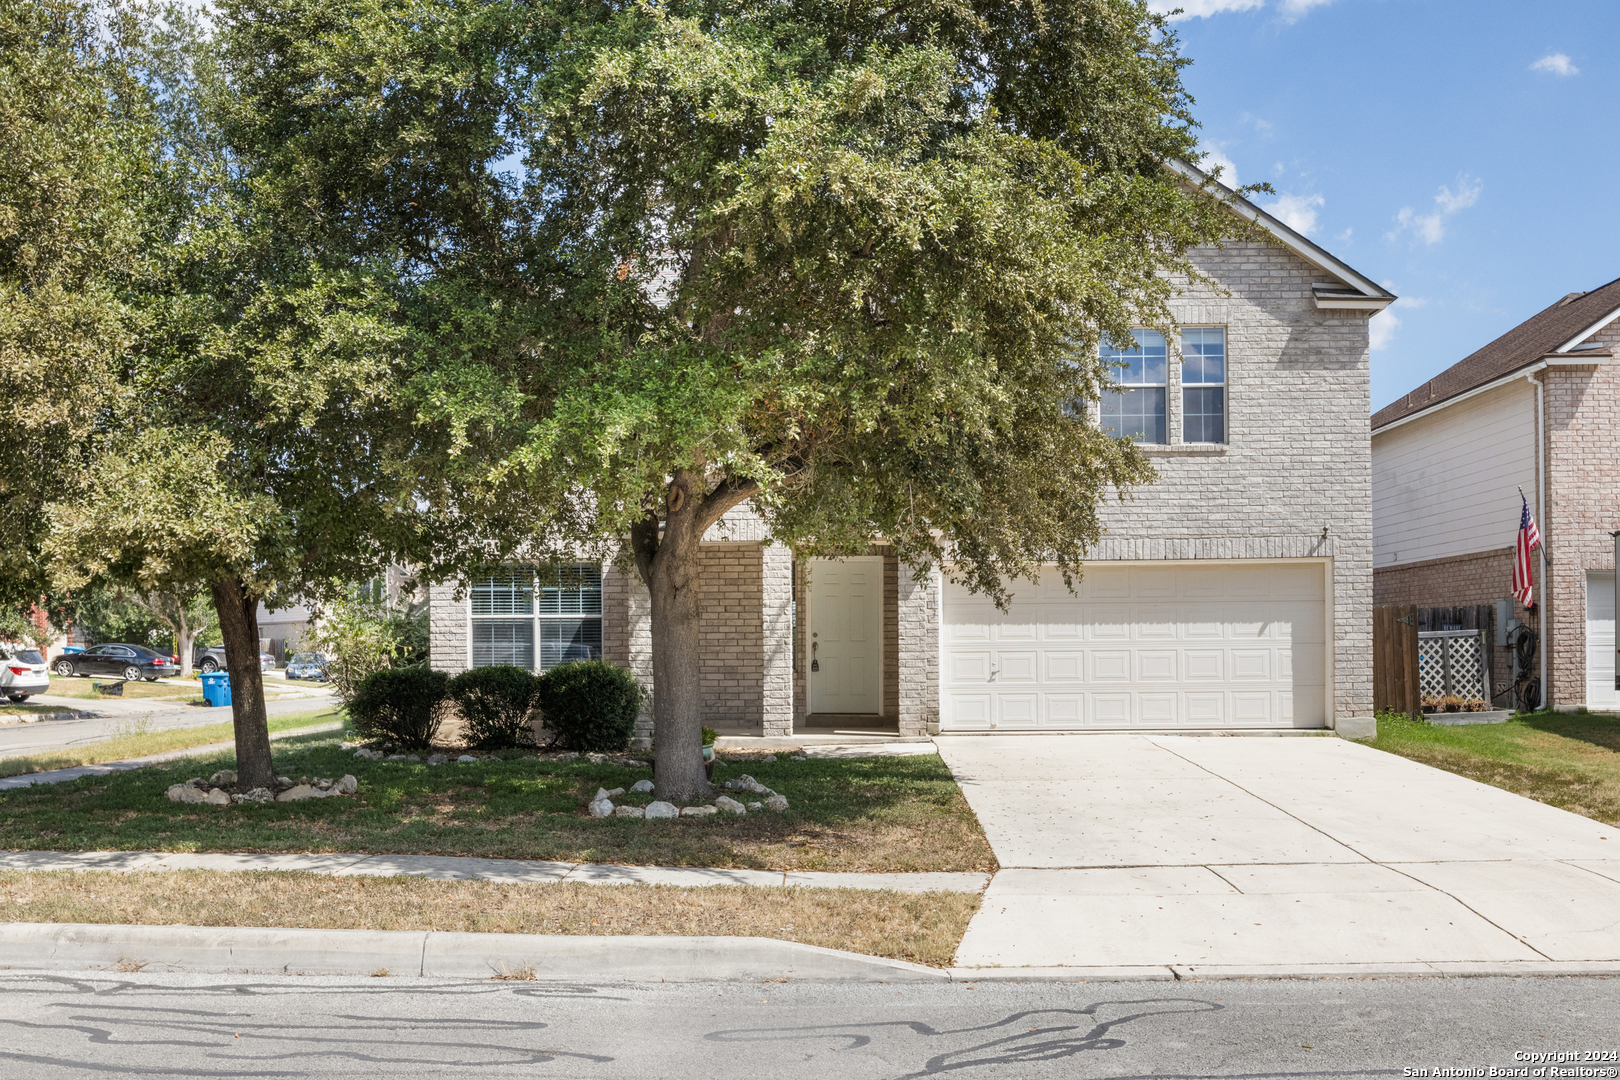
[{"left": 1373, "top": 380, "right": 1536, "bottom": 568}]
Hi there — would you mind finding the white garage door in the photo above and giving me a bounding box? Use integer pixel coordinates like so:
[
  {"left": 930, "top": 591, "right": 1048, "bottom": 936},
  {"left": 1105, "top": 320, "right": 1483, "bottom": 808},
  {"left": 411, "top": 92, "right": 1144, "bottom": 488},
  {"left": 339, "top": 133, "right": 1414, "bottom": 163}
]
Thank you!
[
  {"left": 942, "top": 562, "right": 1328, "bottom": 730},
  {"left": 1587, "top": 572, "right": 1616, "bottom": 711}
]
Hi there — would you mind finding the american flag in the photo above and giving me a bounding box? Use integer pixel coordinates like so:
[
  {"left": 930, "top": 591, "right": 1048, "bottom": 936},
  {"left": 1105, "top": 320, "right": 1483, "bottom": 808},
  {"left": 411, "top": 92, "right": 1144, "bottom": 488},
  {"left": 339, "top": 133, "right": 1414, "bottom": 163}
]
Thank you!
[{"left": 1513, "top": 496, "right": 1542, "bottom": 608}]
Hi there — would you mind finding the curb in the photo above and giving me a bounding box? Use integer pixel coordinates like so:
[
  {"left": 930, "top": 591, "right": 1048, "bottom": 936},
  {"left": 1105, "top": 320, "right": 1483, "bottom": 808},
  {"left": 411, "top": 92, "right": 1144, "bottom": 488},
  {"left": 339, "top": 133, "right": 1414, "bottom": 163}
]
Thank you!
[
  {"left": 0, "top": 923, "right": 946, "bottom": 982},
  {"left": 946, "top": 961, "right": 1620, "bottom": 982}
]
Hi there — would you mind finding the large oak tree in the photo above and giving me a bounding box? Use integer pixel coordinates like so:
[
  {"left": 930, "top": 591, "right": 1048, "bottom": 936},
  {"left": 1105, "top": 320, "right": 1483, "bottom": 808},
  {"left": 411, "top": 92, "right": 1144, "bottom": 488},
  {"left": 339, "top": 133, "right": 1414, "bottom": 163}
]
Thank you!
[{"left": 219, "top": 0, "right": 1251, "bottom": 801}]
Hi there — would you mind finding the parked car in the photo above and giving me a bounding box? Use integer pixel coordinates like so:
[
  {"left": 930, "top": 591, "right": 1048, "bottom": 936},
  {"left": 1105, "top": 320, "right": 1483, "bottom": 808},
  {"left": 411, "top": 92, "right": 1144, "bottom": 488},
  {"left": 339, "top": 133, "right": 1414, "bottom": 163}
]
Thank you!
[
  {"left": 284, "top": 652, "right": 329, "bottom": 681},
  {"left": 194, "top": 646, "right": 227, "bottom": 673},
  {"left": 259, "top": 651, "right": 276, "bottom": 672},
  {"left": 52, "top": 644, "right": 178, "bottom": 681},
  {"left": 0, "top": 642, "right": 50, "bottom": 702}
]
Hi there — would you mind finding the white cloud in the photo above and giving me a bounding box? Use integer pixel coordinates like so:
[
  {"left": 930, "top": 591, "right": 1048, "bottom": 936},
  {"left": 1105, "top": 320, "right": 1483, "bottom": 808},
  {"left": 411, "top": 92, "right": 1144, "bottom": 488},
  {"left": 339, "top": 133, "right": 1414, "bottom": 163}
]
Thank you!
[
  {"left": 1336, "top": 227, "right": 1353, "bottom": 243},
  {"left": 1278, "top": 0, "right": 1334, "bottom": 20},
  {"left": 1148, "top": 0, "right": 1264, "bottom": 21},
  {"left": 1369, "top": 309, "right": 1399, "bottom": 351},
  {"left": 1389, "top": 175, "right": 1482, "bottom": 246},
  {"left": 1369, "top": 289, "right": 1427, "bottom": 351},
  {"left": 1266, "top": 192, "right": 1325, "bottom": 236},
  {"left": 1199, "top": 144, "right": 1238, "bottom": 187},
  {"left": 1531, "top": 53, "right": 1578, "bottom": 76}
]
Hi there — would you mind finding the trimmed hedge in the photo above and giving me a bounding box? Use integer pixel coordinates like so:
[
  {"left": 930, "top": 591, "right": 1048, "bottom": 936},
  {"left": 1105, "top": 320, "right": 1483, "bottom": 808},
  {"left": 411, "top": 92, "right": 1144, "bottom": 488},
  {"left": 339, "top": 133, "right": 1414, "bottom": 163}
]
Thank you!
[
  {"left": 537, "top": 660, "right": 643, "bottom": 752},
  {"left": 348, "top": 667, "right": 450, "bottom": 749},
  {"left": 448, "top": 665, "right": 541, "bottom": 749}
]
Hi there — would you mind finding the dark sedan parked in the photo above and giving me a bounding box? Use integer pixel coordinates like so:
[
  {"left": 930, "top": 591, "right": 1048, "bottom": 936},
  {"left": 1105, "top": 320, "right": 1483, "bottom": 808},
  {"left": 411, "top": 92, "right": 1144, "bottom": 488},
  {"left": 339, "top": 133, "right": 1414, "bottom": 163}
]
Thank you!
[{"left": 53, "top": 644, "right": 179, "bottom": 681}]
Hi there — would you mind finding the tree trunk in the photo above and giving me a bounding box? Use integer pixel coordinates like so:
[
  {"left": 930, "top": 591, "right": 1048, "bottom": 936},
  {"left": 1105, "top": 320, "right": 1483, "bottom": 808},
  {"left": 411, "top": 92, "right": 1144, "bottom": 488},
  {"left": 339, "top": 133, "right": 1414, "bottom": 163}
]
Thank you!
[
  {"left": 176, "top": 612, "right": 194, "bottom": 678},
  {"left": 210, "top": 574, "right": 274, "bottom": 790},
  {"left": 637, "top": 471, "right": 711, "bottom": 804}
]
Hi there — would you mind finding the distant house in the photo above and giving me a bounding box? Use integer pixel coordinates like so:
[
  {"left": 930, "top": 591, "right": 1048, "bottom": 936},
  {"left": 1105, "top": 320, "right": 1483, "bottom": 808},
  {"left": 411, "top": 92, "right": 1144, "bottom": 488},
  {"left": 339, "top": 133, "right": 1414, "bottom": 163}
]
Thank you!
[
  {"left": 1371, "top": 278, "right": 1620, "bottom": 711},
  {"left": 429, "top": 165, "right": 1394, "bottom": 738}
]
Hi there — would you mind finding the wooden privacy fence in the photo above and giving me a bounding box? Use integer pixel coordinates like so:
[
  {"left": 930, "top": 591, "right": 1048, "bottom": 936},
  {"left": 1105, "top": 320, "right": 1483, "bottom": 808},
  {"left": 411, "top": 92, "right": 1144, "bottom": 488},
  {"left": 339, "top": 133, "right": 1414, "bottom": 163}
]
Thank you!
[{"left": 1374, "top": 604, "right": 1421, "bottom": 717}]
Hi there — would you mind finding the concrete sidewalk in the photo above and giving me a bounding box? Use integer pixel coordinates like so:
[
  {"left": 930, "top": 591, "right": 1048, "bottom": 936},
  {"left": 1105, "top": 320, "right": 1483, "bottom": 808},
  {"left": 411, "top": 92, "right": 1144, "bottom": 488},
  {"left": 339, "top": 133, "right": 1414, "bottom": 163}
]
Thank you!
[
  {"left": 937, "top": 734, "right": 1620, "bottom": 977},
  {"left": 0, "top": 848, "right": 989, "bottom": 894}
]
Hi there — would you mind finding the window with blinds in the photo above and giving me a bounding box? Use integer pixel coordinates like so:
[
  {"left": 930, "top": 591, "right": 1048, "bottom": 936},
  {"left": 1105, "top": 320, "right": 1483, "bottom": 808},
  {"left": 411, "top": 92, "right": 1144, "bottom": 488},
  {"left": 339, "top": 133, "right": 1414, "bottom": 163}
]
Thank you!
[{"left": 469, "top": 564, "right": 602, "bottom": 670}]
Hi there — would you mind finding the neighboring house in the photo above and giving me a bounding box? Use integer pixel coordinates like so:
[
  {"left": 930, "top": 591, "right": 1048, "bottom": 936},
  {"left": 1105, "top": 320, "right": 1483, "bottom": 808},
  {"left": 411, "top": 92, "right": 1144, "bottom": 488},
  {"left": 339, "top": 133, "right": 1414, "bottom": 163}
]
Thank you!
[
  {"left": 1372, "top": 278, "right": 1620, "bottom": 712},
  {"left": 430, "top": 168, "right": 1392, "bottom": 738}
]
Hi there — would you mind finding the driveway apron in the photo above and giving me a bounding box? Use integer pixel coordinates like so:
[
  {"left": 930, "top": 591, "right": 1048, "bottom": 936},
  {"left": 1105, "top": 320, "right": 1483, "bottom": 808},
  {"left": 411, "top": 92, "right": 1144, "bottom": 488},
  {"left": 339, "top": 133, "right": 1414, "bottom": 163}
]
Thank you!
[{"left": 937, "top": 734, "right": 1620, "bottom": 974}]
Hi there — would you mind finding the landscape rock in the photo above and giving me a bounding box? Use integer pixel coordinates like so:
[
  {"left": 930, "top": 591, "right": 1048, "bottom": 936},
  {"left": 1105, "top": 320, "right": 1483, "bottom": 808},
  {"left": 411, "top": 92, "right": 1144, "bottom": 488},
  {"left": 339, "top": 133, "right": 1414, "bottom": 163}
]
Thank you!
[
  {"left": 732, "top": 775, "right": 774, "bottom": 796},
  {"left": 276, "top": 776, "right": 292, "bottom": 787},
  {"left": 681, "top": 805, "right": 718, "bottom": 817},
  {"left": 593, "top": 788, "right": 612, "bottom": 803},
  {"left": 764, "top": 794, "right": 789, "bottom": 812},
  {"left": 761, "top": 755, "right": 777, "bottom": 763},
  {"left": 427, "top": 754, "right": 448, "bottom": 766},
  {"left": 207, "top": 770, "right": 237, "bottom": 788},
  {"left": 353, "top": 748, "right": 384, "bottom": 761},
  {"left": 335, "top": 775, "right": 358, "bottom": 795},
  {"left": 605, "top": 787, "right": 625, "bottom": 798},
  {"left": 630, "top": 779, "right": 655, "bottom": 793},
  {"left": 554, "top": 752, "right": 580, "bottom": 762},
  {"left": 232, "top": 787, "right": 274, "bottom": 804},
  {"left": 588, "top": 798, "right": 614, "bottom": 818},
  {"left": 457, "top": 755, "right": 478, "bottom": 763},
  {"left": 166, "top": 784, "right": 207, "bottom": 804},
  {"left": 746, "top": 801, "right": 762, "bottom": 810},
  {"left": 644, "top": 801, "right": 679, "bottom": 819},
  {"left": 612, "top": 805, "right": 645, "bottom": 818},
  {"left": 204, "top": 788, "right": 231, "bottom": 806},
  {"left": 790, "top": 755, "right": 807, "bottom": 762},
  {"left": 276, "top": 784, "right": 325, "bottom": 802},
  {"left": 386, "top": 754, "right": 411, "bottom": 761},
  {"left": 315, "top": 778, "right": 332, "bottom": 790},
  {"left": 714, "top": 796, "right": 746, "bottom": 815}
]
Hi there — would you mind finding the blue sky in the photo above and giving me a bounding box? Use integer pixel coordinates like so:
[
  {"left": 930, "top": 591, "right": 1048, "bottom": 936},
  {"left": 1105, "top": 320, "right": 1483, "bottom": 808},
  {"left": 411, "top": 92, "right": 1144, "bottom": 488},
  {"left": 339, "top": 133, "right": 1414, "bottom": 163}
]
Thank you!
[{"left": 1155, "top": 0, "right": 1620, "bottom": 411}]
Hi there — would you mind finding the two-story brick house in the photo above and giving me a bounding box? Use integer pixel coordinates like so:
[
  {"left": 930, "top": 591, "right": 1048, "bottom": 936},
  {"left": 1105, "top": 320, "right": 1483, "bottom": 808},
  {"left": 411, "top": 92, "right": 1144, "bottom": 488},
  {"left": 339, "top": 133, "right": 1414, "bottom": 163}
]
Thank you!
[
  {"left": 429, "top": 170, "right": 1392, "bottom": 739},
  {"left": 1372, "top": 278, "right": 1620, "bottom": 712}
]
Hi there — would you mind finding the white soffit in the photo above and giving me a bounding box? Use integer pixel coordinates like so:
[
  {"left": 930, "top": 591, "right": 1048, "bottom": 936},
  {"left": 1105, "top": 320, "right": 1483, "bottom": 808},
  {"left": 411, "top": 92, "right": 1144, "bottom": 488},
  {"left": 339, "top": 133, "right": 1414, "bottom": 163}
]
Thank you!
[{"left": 1166, "top": 159, "right": 1396, "bottom": 313}]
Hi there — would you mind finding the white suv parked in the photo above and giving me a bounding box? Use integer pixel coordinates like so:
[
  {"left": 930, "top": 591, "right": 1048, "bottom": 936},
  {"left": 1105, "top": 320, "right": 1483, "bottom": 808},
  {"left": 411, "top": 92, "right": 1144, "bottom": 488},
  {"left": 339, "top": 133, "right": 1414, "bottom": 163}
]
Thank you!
[{"left": 0, "top": 642, "right": 50, "bottom": 702}]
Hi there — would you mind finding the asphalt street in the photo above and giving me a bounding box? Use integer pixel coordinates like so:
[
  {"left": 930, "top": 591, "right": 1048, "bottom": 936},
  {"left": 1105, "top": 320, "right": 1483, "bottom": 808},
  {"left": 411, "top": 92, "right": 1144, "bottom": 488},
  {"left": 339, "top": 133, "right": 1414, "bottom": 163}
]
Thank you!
[{"left": 0, "top": 973, "right": 1613, "bottom": 1078}]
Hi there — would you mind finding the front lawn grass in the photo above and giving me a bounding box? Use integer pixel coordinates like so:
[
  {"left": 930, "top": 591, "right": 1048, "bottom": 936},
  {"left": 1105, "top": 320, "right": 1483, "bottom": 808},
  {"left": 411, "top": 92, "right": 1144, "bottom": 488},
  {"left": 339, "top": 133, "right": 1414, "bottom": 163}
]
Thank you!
[
  {"left": 0, "top": 702, "right": 69, "bottom": 715},
  {"left": 45, "top": 677, "right": 201, "bottom": 701},
  {"left": 0, "top": 734, "right": 996, "bottom": 873},
  {"left": 0, "top": 709, "right": 345, "bottom": 779},
  {"left": 1366, "top": 710, "right": 1620, "bottom": 826},
  {"left": 0, "top": 868, "right": 977, "bottom": 965}
]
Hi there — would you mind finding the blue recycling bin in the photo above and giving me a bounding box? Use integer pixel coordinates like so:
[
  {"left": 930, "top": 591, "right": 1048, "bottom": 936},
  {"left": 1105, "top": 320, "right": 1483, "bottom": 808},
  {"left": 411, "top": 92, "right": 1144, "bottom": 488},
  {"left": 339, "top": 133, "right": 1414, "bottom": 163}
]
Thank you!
[{"left": 199, "top": 671, "right": 232, "bottom": 708}]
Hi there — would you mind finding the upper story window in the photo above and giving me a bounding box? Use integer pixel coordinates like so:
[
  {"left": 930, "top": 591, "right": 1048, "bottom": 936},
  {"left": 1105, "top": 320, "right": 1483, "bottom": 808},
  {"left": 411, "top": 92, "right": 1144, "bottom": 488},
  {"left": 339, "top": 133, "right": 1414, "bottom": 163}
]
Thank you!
[
  {"left": 1100, "top": 329, "right": 1167, "bottom": 444},
  {"left": 1181, "top": 327, "right": 1226, "bottom": 444},
  {"left": 470, "top": 563, "right": 603, "bottom": 670}
]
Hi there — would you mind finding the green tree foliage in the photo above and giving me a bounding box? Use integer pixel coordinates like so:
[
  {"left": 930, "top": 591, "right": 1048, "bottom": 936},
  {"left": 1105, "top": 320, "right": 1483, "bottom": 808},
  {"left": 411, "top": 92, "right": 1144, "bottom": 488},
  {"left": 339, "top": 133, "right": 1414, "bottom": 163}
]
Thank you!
[
  {"left": 215, "top": 0, "right": 1250, "bottom": 799},
  {"left": 0, "top": 0, "right": 156, "bottom": 608},
  {"left": 307, "top": 584, "right": 429, "bottom": 704},
  {"left": 33, "top": 4, "right": 436, "bottom": 789}
]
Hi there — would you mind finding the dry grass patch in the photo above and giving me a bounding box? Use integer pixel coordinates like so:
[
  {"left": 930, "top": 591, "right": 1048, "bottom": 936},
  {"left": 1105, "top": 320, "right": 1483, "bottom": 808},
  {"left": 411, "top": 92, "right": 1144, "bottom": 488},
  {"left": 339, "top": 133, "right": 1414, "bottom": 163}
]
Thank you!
[{"left": 0, "top": 869, "right": 978, "bottom": 966}]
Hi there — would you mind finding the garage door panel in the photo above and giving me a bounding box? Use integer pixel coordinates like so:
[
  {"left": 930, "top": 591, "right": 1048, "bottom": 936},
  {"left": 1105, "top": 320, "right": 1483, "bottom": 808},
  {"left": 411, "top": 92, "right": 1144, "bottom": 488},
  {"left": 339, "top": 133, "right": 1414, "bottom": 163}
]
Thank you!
[
  {"left": 1092, "top": 651, "right": 1131, "bottom": 681},
  {"left": 942, "top": 564, "right": 1327, "bottom": 731},
  {"left": 1137, "top": 651, "right": 1177, "bottom": 681}
]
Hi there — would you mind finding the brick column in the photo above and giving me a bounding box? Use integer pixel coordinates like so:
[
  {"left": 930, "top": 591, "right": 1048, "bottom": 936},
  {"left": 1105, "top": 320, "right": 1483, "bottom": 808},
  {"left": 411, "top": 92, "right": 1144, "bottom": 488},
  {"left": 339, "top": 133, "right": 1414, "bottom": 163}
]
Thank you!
[
  {"left": 895, "top": 564, "right": 939, "bottom": 736},
  {"left": 603, "top": 565, "right": 656, "bottom": 745},
  {"left": 761, "top": 544, "right": 794, "bottom": 736},
  {"left": 428, "top": 581, "right": 469, "bottom": 676}
]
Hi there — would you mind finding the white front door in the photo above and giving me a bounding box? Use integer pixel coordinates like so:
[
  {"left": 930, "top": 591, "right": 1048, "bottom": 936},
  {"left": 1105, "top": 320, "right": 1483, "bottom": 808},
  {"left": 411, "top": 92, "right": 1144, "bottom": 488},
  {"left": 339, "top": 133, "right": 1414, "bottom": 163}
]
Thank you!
[
  {"left": 941, "top": 562, "right": 1328, "bottom": 730},
  {"left": 1587, "top": 571, "right": 1616, "bottom": 711},
  {"left": 809, "top": 558, "right": 883, "bottom": 714}
]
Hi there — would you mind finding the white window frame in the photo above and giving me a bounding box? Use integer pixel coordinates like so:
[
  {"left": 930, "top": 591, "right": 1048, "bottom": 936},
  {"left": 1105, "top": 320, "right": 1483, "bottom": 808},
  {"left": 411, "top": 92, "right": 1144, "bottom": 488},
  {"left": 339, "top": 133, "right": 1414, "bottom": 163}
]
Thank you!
[
  {"left": 467, "top": 563, "right": 604, "bottom": 671},
  {"left": 1179, "top": 326, "right": 1227, "bottom": 445},
  {"left": 1099, "top": 329, "right": 1168, "bottom": 445}
]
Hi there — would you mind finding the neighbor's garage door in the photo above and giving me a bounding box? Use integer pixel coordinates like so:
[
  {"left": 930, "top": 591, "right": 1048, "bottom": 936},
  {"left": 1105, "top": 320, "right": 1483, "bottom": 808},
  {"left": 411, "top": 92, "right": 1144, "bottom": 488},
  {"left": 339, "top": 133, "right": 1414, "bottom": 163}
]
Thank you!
[{"left": 942, "top": 563, "right": 1327, "bottom": 730}]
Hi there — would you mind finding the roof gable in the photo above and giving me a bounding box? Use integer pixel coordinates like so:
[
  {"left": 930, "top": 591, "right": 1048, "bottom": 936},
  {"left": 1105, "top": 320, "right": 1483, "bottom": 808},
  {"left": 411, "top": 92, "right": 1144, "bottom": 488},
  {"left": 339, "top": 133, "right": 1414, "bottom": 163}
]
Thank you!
[
  {"left": 1371, "top": 276, "right": 1620, "bottom": 430},
  {"left": 1168, "top": 160, "right": 1396, "bottom": 312}
]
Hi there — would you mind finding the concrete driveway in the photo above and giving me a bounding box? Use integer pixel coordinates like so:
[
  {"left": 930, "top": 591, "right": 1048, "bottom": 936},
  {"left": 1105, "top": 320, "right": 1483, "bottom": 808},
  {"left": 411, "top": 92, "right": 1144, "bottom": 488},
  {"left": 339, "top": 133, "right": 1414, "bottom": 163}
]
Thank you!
[{"left": 937, "top": 734, "right": 1620, "bottom": 977}]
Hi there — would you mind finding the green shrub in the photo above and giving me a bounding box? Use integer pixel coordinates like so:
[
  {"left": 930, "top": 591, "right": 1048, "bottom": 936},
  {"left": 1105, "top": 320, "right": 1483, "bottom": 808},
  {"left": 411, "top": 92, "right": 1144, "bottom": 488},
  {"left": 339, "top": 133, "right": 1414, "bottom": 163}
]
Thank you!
[
  {"left": 537, "top": 660, "right": 643, "bottom": 752},
  {"left": 449, "top": 666, "right": 541, "bottom": 749},
  {"left": 348, "top": 667, "right": 450, "bottom": 749}
]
